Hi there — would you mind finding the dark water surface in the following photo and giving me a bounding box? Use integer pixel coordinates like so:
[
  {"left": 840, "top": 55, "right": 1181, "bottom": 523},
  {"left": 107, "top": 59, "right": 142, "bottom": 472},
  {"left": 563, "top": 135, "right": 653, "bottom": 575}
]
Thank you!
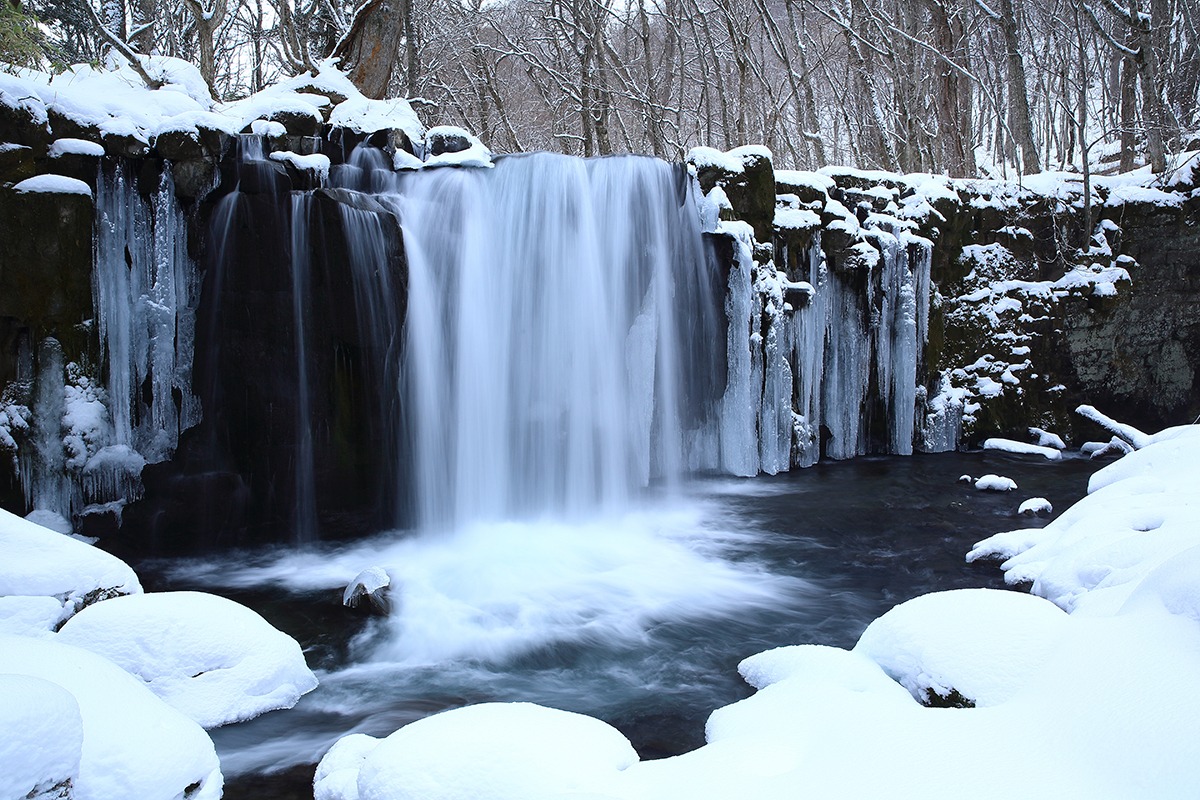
[{"left": 139, "top": 450, "right": 1099, "bottom": 799}]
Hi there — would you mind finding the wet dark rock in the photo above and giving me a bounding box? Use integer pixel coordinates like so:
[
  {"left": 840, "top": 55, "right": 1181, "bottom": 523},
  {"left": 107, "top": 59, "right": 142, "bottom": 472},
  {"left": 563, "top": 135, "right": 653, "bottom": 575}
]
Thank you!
[{"left": 426, "top": 128, "right": 472, "bottom": 156}]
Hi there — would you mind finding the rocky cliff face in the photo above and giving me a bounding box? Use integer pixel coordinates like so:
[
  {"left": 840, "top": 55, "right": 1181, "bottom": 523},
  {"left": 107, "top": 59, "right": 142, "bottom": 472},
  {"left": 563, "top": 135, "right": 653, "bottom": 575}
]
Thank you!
[
  {"left": 694, "top": 147, "right": 1200, "bottom": 457},
  {"left": 2, "top": 93, "right": 1198, "bottom": 548}
]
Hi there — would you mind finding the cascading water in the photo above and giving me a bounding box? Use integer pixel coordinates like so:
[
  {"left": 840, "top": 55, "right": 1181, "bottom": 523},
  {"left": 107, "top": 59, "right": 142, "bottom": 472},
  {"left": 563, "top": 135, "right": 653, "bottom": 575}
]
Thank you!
[{"left": 376, "top": 153, "right": 726, "bottom": 530}]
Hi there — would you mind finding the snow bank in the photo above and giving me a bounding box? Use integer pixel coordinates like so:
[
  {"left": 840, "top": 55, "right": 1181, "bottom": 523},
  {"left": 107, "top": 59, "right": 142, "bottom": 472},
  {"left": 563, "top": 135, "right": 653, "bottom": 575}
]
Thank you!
[
  {"left": 971, "top": 425, "right": 1200, "bottom": 614},
  {"left": 0, "top": 674, "right": 82, "bottom": 800},
  {"left": 0, "top": 507, "right": 141, "bottom": 628},
  {"left": 57, "top": 590, "right": 317, "bottom": 728},
  {"left": 0, "top": 635, "right": 222, "bottom": 800},
  {"left": 319, "top": 702, "right": 637, "bottom": 800}
]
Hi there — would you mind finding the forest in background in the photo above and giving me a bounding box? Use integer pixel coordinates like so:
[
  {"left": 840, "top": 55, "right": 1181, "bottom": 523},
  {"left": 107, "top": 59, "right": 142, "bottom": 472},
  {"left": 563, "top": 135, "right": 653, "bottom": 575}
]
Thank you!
[{"left": 1, "top": 0, "right": 1198, "bottom": 175}]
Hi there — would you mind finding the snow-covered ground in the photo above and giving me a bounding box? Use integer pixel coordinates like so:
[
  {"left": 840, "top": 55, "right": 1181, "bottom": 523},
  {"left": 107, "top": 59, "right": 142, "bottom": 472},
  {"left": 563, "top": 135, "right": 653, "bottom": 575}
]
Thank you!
[
  {"left": 318, "top": 426, "right": 1200, "bottom": 800},
  {"left": 0, "top": 511, "right": 317, "bottom": 797}
]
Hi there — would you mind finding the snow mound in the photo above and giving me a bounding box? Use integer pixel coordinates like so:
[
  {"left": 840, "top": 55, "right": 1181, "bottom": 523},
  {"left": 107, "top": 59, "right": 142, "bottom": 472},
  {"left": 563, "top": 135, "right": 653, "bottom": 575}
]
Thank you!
[
  {"left": 0, "top": 674, "right": 82, "bottom": 800},
  {"left": 0, "top": 507, "right": 141, "bottom": 620},
  {"left": 974, "top": 474, "right": 1017, "bottom": 491},
  {"left": 0, "top": 594, "right": 67, "bottom": 636},
  {"left": 314, "top": 733, "right": 380, "bottom": 800},
  {"left": 338, "top": 702, "right": 637, "bottom": 800},
  {"left": 1019, "top": 497, "right": 1053, "bottom": 516},
  {"left": 854, "top": 588, "right": 1069, "bottom": 706},
  {"left": 0, "top": 635, "right": 222, "bottom": 800},
  {"left": 57, "top": 590, "right": 317, "bottom": 728},
  {"left": 12, "top": 174, "right": 93, "bottom": 197}
]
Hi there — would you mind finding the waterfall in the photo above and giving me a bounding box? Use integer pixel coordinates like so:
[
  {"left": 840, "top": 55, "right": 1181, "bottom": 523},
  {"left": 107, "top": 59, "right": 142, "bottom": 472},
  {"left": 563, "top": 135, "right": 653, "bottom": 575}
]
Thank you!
[
  {"left": 288, "top": 194, "right": 318, "bottom": 543},
  {"left": 378, "top": 153, "right": 725, "bottom": 530}
]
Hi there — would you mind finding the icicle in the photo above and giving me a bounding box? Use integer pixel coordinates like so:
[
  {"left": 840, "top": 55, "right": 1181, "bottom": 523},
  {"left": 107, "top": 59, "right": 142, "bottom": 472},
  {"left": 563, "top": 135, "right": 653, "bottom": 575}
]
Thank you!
[{"left": 718, "top": 222, "right": 760, "bottom": 477}]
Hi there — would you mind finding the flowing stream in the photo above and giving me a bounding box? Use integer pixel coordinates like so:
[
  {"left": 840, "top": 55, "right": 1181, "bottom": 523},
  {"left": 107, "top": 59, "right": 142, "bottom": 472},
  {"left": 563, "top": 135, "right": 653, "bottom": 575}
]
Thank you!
[{"left": 140, "top": 449, "right": 1096, "bottom": 799}]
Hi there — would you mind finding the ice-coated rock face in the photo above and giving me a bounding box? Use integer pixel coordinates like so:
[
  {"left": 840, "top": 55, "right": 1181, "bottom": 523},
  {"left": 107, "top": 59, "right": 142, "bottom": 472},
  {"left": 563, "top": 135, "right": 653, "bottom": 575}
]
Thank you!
[{"left": 58, "top": 590, "right": 317, "bottom": 728}]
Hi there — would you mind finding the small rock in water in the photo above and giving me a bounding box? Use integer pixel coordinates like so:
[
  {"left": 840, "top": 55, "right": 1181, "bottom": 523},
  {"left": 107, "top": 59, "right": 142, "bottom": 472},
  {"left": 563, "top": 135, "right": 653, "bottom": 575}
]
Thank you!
[
  {"left": 343, "top": 567, "right": 391, "bottom": 614},
  {"left": 1018, "top": 497, "right": 1053, "bottom": 516},
  {"left": 974, "top": 474, "right": 1017, "bottom": 492}
]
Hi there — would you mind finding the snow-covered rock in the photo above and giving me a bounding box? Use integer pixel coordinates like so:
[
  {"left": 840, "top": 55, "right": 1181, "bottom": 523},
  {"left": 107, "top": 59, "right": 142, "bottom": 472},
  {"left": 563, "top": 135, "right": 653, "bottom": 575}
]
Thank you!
[
  {"left": 854, "top": 588, "right": 1069, "bottom": 706},
  {"left": 343, "top": 566, "right": 390, "bottom": 612},
  {"left": 982, "top": 438, "right": 1062, "bottom": 460},
  {"left": 328, "top": 702, "right": 638, "bottom": 800},
  {"left": 974, "top": 474, "right": 1017, "bottom": 491},
  {"left": 57, "top": 590, "right": 317, "bottom": 728},
  {"left": 0, "top": 507, "right": 141, "bottom": 628},
  {"left": 1019, "top": 497, "right": 1053, "bottom": 516},
  {"left": 0, "top": 674, "right": 83, "bottom": 800},
  {"left": 313, "top": 733, "right": 380, "bottom": 800},
  {"left": 0, "top": 635, "right": 222, "bottom": 800}
]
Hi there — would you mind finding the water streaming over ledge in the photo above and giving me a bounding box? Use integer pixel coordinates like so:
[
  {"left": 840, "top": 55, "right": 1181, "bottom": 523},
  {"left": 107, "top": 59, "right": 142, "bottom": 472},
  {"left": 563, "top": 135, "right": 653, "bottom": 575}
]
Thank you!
[{"left": 374, "top": 154, "right": 727, "bottom": 529}]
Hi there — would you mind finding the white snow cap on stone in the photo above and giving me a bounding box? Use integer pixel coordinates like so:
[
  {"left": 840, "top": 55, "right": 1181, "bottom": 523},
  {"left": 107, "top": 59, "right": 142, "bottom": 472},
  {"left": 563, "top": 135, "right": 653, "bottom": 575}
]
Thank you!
[
  {"left": 1019, "top": 497, "right": 1054, "bottom": 516},
  {"left": 0, "top": 674, "right": 83, "bottom": 800},
  {"left": 0, "top": 635, "right": 222, "bottom": 800},
  {"left": 854, "top": 588, "right": 1069, "bottom": 706},
  {"left": 974, "top": 473, "right": 1017, "bottom": 491},
  {"left": 982, "top": 437, "right": 1062, "bottom": 460},
  {"left": 57, "top": 590, "right": 317, "bottom": 728},
  {"left": 0, "top": 506, "right": 141, "bottom": 620},
  {"left": 423, "top": 125, "right": 493, "bottom": 169},
  {"left": 327, "top": 702, "right": 637, "bottom": 800},
  {"left": 11, "top": 174, "right": 93, "bottom": 197}
]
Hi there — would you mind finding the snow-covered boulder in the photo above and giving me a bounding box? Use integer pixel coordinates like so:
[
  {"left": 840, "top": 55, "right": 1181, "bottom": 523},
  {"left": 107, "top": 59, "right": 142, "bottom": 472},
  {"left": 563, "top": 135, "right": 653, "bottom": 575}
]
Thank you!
[
  {"left": 326, "top": 702, "right": 638, "bottom": 800},
  {"left": 0, "top": 674, "right": 83, "bottom": 800},
  {"left": 314, "top": 733, "right": 380, "bottom": 800},
  {"left": 57, "top": 590, "right": 317, "bottom": 728},
  {"left": 974, "top": 474, "right": 1017, "bottom": 491},
  {"left": 423, "top": 126, "right": 493, "bottom": 169},
  {"left": 0, "top": 507, "right": 141, "bottom": 630},
  {"left": 1018, "top": 497, "right": 1053, "bottom": 516},
  {"left": 343, "top": 566, "right": 390, "bottom": 613},
  {"left": 0, "top": 635, "right": 222, "bottom": 800},
  {"left": 854, "top": 588, "right": 1069, "bottom": 706}
]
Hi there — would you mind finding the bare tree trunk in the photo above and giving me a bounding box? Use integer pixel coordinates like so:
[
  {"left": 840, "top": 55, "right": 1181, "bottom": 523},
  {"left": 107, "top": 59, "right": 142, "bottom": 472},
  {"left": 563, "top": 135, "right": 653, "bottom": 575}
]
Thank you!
[
  {"left": 332, "top": 0, "right": 407, "bottom": 99},
  {"left": 996, "top": 0, "right": 1041, "bottom": 172}
]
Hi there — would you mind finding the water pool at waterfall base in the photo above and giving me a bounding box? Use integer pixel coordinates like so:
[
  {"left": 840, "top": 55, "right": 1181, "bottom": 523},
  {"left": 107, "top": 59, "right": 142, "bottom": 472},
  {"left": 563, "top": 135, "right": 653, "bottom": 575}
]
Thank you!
[{"left": 137, "top": 450, "right": 1099, "bottom": 799}]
